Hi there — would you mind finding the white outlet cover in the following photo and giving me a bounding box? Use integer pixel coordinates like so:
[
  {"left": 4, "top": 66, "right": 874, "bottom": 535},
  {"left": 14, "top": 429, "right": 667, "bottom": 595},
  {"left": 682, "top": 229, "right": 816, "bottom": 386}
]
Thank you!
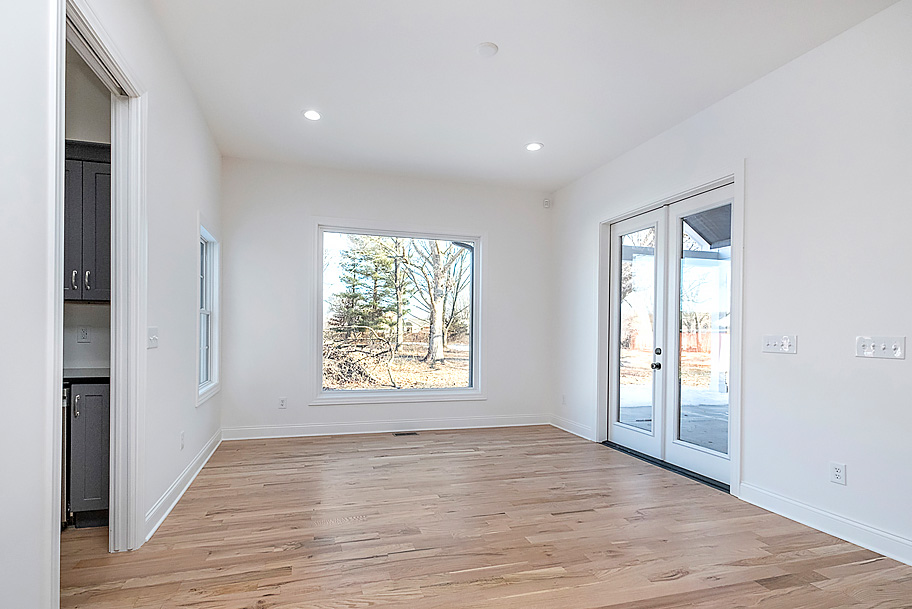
[
  {"left": 77, "top": 326, "right": 91, "bottom": 343},
  {"left": 856, "top": 336, "right": 905, "bottom": 359},
  {"left": 762, "top": 334, "right": 797, "bottom": 354},
  {"left": 829, "top": 461, "right": 846, "bottom": 485}
]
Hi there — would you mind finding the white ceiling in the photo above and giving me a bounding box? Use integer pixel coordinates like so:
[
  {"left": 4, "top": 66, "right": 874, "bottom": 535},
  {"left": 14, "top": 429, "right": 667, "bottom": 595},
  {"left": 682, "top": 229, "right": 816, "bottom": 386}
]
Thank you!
[{"left": 148, "top": 0, "right": 897, "bottom": 191}]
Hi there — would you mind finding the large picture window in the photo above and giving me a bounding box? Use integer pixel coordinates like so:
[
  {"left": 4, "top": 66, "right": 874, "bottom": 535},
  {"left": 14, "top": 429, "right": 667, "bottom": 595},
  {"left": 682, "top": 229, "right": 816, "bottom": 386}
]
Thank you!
[{"left": 321, "top": 228, "right": 477, "bottom": 393}]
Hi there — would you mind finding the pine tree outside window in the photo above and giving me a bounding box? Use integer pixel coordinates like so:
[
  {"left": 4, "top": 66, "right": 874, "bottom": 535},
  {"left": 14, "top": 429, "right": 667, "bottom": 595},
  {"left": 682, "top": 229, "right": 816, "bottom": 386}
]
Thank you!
[{"left": 320, "top": 227, "right": 479, "bottom": 396}]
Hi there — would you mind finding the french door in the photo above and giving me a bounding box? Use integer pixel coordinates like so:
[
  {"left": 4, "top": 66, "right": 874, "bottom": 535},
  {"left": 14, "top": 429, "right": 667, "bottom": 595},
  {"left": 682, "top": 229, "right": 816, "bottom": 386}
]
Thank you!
[{"left": 608, "top": 184, "right": 735, "bottom": 484}]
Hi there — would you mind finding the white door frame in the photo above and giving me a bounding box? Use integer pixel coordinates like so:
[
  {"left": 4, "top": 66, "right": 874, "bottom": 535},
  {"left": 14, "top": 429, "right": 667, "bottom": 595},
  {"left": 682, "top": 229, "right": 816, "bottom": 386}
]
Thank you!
[
  {"left": 596, "top": 164, "right": 745, "bottom": 494},
  {"left": 56, "top": 0, "right": 148, "bottom": 565}
]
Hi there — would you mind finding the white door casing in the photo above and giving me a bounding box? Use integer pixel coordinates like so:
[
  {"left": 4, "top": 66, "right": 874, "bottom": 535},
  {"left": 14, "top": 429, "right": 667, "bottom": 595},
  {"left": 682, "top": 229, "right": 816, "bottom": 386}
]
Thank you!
[{"left": 603, "top": 174, "right": 742, "bottom": 488}]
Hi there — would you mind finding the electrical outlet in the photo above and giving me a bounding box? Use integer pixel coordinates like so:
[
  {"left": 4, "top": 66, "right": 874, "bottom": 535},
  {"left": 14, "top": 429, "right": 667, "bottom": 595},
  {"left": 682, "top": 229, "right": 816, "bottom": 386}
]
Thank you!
[
  {"left": 830, "top": 461, "right": 846, "bottom": 485},
  {"left": 77, "top": 326, "right": 91, "bottom": 343},
  {"left": 279, "top": 397, "right": 288, "bottom": 409},
  {"left": 180, "top": 431, "right": 185, "bottom": 451}
]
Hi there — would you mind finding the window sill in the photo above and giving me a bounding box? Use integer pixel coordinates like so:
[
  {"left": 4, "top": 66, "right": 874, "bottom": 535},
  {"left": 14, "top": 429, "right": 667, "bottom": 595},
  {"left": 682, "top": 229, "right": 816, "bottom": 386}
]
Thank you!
[
  {"left": 198, "top": 382, "right": 220, "bottom": 407},
  {"left": 310, "top": 387, "right": 485, "bottom": 406}
]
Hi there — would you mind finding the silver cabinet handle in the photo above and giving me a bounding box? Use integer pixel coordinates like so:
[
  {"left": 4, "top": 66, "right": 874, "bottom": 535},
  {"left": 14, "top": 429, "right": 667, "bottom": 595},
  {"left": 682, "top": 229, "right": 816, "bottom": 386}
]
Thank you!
[
  {"left": 74, "top": 394, "right": 81, "bottom": 418},
  {"left": 71, "top": 270, "right": 78, "bottom": 290},
  {"left": 85, "top": 270, "right": 91, "bottom": 291}
]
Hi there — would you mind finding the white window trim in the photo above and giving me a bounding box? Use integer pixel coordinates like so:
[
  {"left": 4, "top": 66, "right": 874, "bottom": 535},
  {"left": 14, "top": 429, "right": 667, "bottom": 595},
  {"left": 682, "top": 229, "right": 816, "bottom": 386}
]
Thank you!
[
  {"left": 198, "top": 224, "right": 220, "bottom": 405},
  {"left": 311, "top": 220, "right": 485, "bottom": 406}
]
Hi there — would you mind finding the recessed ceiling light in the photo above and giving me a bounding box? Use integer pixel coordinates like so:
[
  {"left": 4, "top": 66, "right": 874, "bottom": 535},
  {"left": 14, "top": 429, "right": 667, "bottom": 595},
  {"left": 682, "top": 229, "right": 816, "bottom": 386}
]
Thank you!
[
  {"left": 525, "top": 142, "right": 544, "bottom": 152},
  {"left": 302, "top": 109, "right": 321, "bottom": 121},
  {"left": 476, "top": 42, "right": 499, "bottom": 58}
]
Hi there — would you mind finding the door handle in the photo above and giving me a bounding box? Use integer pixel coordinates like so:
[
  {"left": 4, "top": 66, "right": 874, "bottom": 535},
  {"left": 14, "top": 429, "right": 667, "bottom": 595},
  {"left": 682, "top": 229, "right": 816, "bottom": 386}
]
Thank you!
[
  {"left": 74, "top": 394, "right": 81, "bottom": 418},
  {"left": 71, "top": 270, "right": 78, "bottom": 291},
  {"left": 650, "top": 362, "right": 662, "bottom": 370},
  {"left": 85, "top": 270, "right": 91, "bottom": 291}
]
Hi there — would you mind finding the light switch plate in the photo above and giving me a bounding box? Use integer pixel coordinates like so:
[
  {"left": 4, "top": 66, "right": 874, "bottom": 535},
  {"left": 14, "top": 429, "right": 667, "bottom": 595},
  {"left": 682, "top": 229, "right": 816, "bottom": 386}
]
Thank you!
[
  {"left": 762, "top": 335, "right": 797, "bottom": 354},
  {"left": 856, "top": 336, "right": 904, "bottom": 359},
  {"left": 147, "top": 327, "right": 159, "bottom": 349}
]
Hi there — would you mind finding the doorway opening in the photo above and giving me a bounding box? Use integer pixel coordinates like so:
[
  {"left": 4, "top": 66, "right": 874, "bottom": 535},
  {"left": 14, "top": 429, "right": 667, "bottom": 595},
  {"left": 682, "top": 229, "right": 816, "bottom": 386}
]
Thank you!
[
  {"left": 600, "top": 178, "right": 743, "bottom": 488},
  {"left": 62, "top": 135, "right": 112, "bottom": 532},
  {"left": 55, "top": 1, "right": 148, "bottom": 587}
]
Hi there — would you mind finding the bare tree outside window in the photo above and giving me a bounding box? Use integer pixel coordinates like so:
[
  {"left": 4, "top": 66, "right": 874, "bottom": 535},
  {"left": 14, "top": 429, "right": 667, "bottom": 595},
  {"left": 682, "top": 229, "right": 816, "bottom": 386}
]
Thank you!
[{"left": 322, "top": 230, "right": 474, "bottom": 391}]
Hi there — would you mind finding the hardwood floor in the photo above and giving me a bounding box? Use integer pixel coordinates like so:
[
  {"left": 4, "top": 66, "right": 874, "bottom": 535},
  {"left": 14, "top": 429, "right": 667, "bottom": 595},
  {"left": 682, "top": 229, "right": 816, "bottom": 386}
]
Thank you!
[{"left": 61, "top": 426, "right": 912, "bottom": 608}]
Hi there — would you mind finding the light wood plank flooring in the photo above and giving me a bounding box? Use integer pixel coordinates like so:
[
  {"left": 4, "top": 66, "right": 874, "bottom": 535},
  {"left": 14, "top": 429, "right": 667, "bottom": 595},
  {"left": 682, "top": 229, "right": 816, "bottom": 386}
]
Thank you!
[{"left": 61, "top": 426, "right": 912, "bottom": 608}]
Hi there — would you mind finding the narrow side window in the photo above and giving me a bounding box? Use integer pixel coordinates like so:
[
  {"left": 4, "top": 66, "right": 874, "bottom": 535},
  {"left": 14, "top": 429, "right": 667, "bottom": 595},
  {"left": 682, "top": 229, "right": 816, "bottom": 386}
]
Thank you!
[{"left": 199, "top": 226, "right": 219, "bottom": 398}]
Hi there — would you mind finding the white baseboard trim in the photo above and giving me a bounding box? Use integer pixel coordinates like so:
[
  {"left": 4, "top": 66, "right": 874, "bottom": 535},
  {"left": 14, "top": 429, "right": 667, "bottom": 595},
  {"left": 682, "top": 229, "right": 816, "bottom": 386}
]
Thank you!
[
  {"left": 221, "top": 414, "right": 551, "bottom": 441},
  {"left": 739, "top": 482, "right": 912, "bottom": 566},
  {"left": 144, "top": 428, "right": 222, "bottom": 542},
  {"left": 550, "top": 415, "right": 594, "bottom": 440}
]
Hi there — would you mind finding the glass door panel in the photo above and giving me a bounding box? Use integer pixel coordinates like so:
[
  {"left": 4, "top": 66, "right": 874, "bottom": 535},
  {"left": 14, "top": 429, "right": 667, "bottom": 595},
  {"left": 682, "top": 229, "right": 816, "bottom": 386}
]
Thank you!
[
  {"left": 677, "top": 204, "right": 731, "bottom": 454},
  {"left": 619, "top": 227, "right": 657, "bottom": 432}
]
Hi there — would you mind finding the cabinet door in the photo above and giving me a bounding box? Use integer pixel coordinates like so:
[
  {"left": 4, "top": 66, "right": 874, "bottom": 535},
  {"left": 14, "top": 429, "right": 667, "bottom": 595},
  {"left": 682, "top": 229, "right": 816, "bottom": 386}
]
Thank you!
[
  {"left": 69, "top": 383, "right": 110, "bottom": 512},
  {"left": 82, "top": 162, "right": 111, "bottom": 301},
  {"left": 64, "top": 160, "right": 83, "bottom": 301}
]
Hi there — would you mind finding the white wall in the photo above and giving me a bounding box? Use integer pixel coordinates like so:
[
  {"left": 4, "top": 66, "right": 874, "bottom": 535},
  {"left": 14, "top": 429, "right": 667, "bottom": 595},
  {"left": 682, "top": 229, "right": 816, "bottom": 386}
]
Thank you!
[
  {"left": 0, "top": 2, "right": 223, "bottom": 600},
  {"left": 0, "top": 2, "right": 61, "bottom": 605},
  {"left": 65, "top": 42, "right": 110, "bottom": 144},
  {"left": 77, "top": 0, "right": 224, "bottom": 535},
  {"left": 552, "top": 0, "right": 912, "bottom": 562},
  {"left": 220, "top": 158, "right": 554, "bottom": 437}
]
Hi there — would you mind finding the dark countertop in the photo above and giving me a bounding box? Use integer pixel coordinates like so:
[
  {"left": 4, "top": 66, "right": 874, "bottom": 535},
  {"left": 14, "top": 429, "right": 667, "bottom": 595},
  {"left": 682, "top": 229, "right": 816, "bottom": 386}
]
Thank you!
[{"left": 63, "top": 367, "right": 110, "bottom": 380}]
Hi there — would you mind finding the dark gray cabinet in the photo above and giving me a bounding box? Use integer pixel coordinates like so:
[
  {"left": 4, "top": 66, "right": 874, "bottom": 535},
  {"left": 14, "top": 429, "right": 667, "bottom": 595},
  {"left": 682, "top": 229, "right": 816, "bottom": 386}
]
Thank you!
[
  {"left": 64, "top": 142, "right": 111, "bottom": 302},
  {"left": 68, "top": 382, "right": 110, "bottom": 514}
]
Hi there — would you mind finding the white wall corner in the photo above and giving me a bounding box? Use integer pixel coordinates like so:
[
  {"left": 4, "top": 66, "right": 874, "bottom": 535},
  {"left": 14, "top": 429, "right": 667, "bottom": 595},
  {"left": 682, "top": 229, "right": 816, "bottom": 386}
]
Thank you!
[
  {"left": 550, "top": 415, "right": 595, "bottom": 441},
  {"left": 739, "top": 483, "right": 912, "bottom": 567},
  {"left": 144, "top": 429, "right": 222, "bottom": 542}
]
